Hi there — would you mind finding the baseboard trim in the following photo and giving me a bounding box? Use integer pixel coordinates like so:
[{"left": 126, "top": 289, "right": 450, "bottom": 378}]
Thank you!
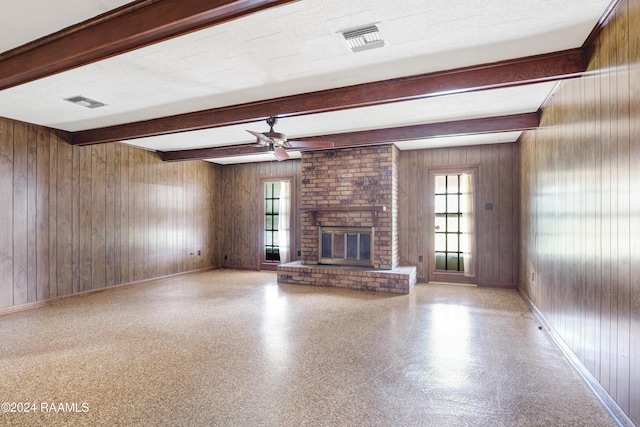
[
  {"left": 426, "top": 281, "right": 477, "bottom": 287},
  {"left": 517, "top": 289, "right": 634, "bottom": 427},
  {"left": 0, "top": 266, "right": 218, "bottom": 318}
]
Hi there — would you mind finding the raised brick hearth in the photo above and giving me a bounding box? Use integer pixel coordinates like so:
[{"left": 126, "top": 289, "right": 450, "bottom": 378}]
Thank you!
[
  {"left": 279, "top": 262, "right": 416, "bottom": 294},
  {"left": 277, "top": 145, "right": 416, "bottom": 294}
]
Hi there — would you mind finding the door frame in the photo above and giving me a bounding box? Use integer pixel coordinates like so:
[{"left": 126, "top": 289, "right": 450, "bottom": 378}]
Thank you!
[
  {"left": 427, "top": 166, "right": 479, "bottom": 285},
  {"left": 259, "top": 175, "right": 296, "bottom": 271}
]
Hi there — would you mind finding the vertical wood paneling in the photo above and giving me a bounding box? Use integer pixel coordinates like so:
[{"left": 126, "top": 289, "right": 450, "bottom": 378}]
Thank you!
[
  {"left": 13, "top": 122, "right": 29, "bottom": 306},
  {"left": 417, "top": 151, "right": 428, "bottom": 279},
  {"left": 78, "top": 145, "right": 92, "bottom": 293},
  {"left": 615, "top": 0, "right": 631, "bottom": 410},
  {"left": 57, "top": 139, "right": 74, "bottom": 297},
  {"left": 0, "top": 119, "right": 13, "bottom": 308},
  {"left": 26, "top": 125, "right": 37, "bottom": 303},
  {"left": 218, "top": 161, "right": 302, "bottom": 269},
  {"left": 147, "top": 154, "right": 158, "bottom": 278},
  {"left": 111, "top": 144, "right": 121, "bottom": 286},
  {"left": 398, "top": 144, "right": 518, "bottom": 285},
  {"left": 36, "top": 128, "right": 50, "bottom": 301},
  {"left": 132, "top": 148, "right": 145, "bottom": 281},
  {"left": 629, "top": 0, "right": 640, "bottom": 421},
  {"left": 0, "top": 121, "right": 220, "bottom": 311},
  {"left": 497, "top": 145, "right": 513, "bottom": 282},
  {"left": 71, "top": 143, "right": 80, "bottom": 295},
  {"left": 519, "top": 1, "right": 639, "bottom": 423},
  {"left": 104, "top": 144, "right": 117, "bottom": 288},
  {"left": 118, "top": 145, "right": 130, "bottom": 284},
  {"left": 479, "top": 147, "right": 495, "bottom": 282},
  {"left": 91, "top": 145, "right": 106, "bottom": 290},
  {"left": 48, "top": 133, "right": 58, "bottom": 298},
  {"left": 185, "top": 162, "right": 196, "bottom": 271},
  {"left": 157, "top": 162, "right": 168, "bottom": 277}
]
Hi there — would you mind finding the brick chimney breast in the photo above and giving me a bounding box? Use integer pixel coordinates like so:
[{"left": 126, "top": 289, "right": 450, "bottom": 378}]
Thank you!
[{"left": 299, "top": 145, "right": 398, "bottom": 270}]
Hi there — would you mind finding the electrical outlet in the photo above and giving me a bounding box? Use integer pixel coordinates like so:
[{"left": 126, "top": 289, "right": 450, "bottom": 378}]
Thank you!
[
  {"left": 531, "top": 272, "right": 535, "bottom": 281},
  {"left": 197, "top": 250, "right": 201, "bottom": 256}
]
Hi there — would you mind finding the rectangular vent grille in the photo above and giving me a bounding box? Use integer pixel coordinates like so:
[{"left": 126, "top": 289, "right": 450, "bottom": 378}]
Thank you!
[
  {"left": 64, "top": 96, "right": 106, "bottom": 109},
  {"left": 341, "top": 25, "right": 384, "bottom": 52}
]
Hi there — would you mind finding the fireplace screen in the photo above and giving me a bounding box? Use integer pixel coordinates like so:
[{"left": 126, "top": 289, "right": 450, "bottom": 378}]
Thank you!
[{"left": 319, "top": 227, "right": 373, "bottom": 266}]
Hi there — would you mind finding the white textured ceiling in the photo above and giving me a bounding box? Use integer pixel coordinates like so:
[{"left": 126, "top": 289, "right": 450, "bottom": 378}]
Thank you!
[
  {"left": 0, "top": 0, "right": 612, "bottom": 163},
  {"left": 0, "top": 0, "right": 134, "bottom": 53}
]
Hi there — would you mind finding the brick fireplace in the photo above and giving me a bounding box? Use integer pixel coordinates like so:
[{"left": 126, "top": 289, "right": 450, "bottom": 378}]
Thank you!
[{"left": 277, "top": 145, "right": 416, "bottom": 294}]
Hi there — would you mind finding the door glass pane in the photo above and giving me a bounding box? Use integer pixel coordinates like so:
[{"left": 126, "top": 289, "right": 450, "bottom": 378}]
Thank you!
[
  {"left": 435, "top": 175, "right": 446, "bottom": 194},
  {"left": 433, "top": 173, "right": 469, "bottom": 273},
  {"left": 264, "top": 182, "right": 281, "bottom": 263},
  {"left": 447, "top": 234, "right": 459, "bottom": 252},
  {"left": 447, "top": 253, "right": 459, "bottom": 270},
  {"left": 447, "top": 195, "right": 458, "bottom": 213},
  {"left": 446, "top": 214, "right": 459, "bottom": 232},
  {"left": 434, "top": 233, "right": 446, "bottom": 252},
  {"left": 447, "top": 175, "right": 459, "bottom": 193}
]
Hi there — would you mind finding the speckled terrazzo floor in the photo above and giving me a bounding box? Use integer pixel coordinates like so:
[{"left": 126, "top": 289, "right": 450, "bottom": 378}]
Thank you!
[{"left": 0, "top": 270, "right": 616, "bottom": 427}]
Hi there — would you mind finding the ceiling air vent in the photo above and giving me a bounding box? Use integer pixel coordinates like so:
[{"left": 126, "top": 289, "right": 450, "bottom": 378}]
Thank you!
[
  {"left": 341, "top": 25, "right": 385, "bottom": 53},
  {"left": 64, "top": 96, "right": 106, "bottom": 109}
]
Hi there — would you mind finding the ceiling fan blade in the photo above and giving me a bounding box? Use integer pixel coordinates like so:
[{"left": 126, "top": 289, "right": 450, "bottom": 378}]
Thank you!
[
  {"left": 287, "top": 140, "right": 334, "bottom": 149},
  {"left": 273, "top": 146, "right": 290, "bottom": 161},
  {"left": 246, "top": 129, "right": 274, "bottom": 146}
]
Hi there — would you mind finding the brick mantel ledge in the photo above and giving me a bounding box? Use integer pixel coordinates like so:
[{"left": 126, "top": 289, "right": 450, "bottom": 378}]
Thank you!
[{"left": 300, "top": 205, "right": 386, "bottom": 226}]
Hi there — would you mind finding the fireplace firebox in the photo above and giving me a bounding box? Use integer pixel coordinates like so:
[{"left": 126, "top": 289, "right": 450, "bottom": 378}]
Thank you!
[{"left": 319, "top": 227, "right": 373, "bottom": 267}]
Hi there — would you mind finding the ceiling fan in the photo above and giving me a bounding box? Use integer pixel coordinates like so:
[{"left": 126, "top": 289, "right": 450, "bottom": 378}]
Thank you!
[{"left": 246, "top": 116, "right": 334, "bottom": 161}]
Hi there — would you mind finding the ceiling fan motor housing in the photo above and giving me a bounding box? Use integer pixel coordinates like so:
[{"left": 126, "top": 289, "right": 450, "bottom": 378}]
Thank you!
[{"left": 264, "top": 131, "right": 287, "bottom": 145}]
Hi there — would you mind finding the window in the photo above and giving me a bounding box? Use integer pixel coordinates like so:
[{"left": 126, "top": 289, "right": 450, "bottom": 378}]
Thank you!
[
  {"left": 434, "top": 174, "right": 465, "bottom": 272},
  {"left": 429, "top": 170, "right": 476, "bottom": 284},
  {"left": 264, "top": 182, "right": 281, "bottom": 262},
  {"left": 261, "top": 176, "right": 294, "bottom": 270}
]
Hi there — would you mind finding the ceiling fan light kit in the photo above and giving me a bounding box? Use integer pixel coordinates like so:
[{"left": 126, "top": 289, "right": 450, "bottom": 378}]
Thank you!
[{"left": 246, "top": 116, "right": 335, "bottom": 161}]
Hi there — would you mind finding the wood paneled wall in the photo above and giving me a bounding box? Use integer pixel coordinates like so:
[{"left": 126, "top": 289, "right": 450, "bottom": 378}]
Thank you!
[
  {"left": 217, "top": 160, "right": 301, "bottom": 269},
  {"left": 0, "top": 117, "right": 220, "bottom": 310},
  {"left": 398, "top": 144, "right": 519, "bottom": 286},
  {"left": 518, "top": 0, "right": 639, "bottom": 423}
]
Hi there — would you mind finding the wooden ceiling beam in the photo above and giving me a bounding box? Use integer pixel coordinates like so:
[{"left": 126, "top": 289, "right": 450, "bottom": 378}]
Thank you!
[
  {"left": 0, "top": 0, "right": 299, "bottom": 91},
  {"left": 309, "top": 113, "right": 539, "bottom": 148},
  {"left": 161, "top": 144, "right": 271, "bottom": 162},
  {"left": 71, "top": 48, "right": 584, "bottom": 145},
  {"left": 160, "top": 112, "right": 539, "bottom": 162}
]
